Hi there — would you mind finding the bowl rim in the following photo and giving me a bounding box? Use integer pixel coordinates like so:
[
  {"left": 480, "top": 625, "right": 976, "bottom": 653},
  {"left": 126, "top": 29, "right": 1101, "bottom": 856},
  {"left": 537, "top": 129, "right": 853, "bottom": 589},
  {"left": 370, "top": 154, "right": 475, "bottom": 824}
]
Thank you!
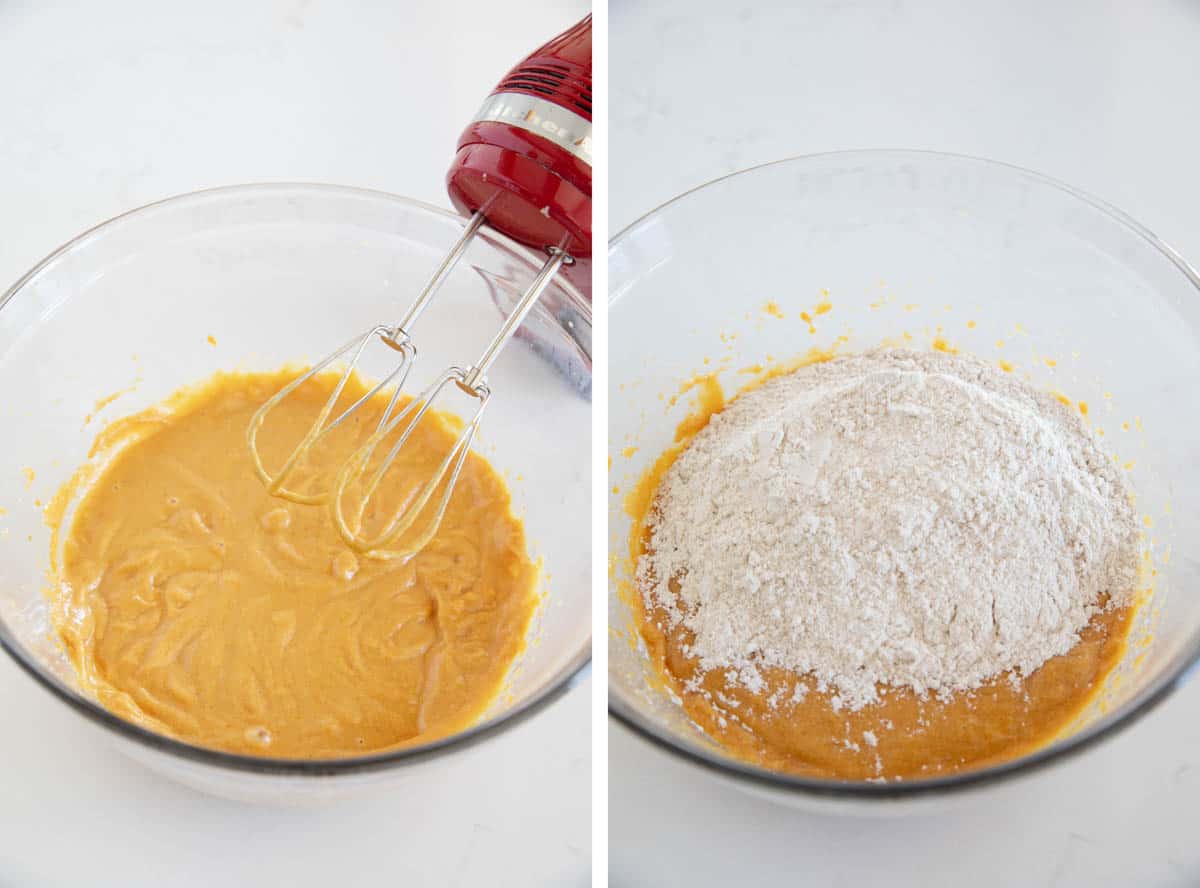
[
  {"left": 0, "top": 181, "right": 591, "bottom": 776},
  {"left": 607, "top": 148, "right": 1200, "bottom": 800}
]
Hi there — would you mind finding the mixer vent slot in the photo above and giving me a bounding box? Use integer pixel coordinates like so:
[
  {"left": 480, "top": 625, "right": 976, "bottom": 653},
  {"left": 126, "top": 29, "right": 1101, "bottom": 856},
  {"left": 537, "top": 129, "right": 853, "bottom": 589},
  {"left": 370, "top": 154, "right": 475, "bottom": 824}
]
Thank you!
[{"left": 499, "top": 60, "right": 591, "bottom": 117}]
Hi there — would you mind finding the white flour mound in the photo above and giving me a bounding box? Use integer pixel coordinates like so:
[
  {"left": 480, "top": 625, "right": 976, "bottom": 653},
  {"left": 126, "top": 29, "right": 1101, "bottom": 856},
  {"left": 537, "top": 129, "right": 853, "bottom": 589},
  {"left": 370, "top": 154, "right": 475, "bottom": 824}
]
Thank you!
[{"left": 638, "top": 349, "right": 1141, "bottom": 711}]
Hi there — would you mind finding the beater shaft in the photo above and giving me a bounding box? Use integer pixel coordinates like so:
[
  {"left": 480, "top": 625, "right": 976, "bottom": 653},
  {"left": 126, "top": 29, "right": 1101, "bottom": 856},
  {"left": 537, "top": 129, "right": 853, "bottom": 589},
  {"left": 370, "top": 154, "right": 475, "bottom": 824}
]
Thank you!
[{"left": 461, "top": 247, "right": 570, "bottom": 393}]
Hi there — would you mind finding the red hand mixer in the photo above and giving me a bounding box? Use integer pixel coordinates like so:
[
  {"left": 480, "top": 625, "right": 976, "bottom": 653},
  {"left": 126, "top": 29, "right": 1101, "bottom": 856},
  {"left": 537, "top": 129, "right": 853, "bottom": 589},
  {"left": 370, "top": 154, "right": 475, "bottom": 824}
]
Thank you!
[{"left": 247, "top": 14, "right": 592, "bottom": 558}]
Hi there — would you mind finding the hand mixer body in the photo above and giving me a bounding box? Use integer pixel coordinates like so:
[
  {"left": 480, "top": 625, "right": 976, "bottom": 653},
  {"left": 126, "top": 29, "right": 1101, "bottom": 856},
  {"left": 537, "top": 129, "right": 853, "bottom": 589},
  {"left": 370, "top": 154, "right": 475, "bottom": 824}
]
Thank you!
[
  {"left": 447, "top": 14, "right": 592, "bottom": 259},
  {"left": 248, "top": 15, "right": 592, "bottom": 558}
]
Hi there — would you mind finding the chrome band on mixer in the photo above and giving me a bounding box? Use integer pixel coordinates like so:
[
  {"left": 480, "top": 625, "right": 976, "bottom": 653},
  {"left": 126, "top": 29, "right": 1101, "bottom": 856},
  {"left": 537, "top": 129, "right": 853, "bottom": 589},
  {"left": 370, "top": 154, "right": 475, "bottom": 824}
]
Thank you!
[{"left": 471, "top": 92, "right": 593, "bottom": 167}]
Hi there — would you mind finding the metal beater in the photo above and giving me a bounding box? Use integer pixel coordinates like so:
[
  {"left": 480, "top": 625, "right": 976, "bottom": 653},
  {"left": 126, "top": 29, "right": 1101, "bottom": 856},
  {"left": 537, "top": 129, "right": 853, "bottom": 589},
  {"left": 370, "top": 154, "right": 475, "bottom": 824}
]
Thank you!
[{"left": 247, "top": 15, "right": 591, "bottom": 559}]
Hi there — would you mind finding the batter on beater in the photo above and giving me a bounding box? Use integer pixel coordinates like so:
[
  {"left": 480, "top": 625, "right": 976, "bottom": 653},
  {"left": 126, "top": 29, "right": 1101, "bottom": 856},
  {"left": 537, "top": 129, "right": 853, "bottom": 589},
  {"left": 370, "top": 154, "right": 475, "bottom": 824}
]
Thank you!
[{"left": 47, "top": 369, "right": 537, "bottom": 758}]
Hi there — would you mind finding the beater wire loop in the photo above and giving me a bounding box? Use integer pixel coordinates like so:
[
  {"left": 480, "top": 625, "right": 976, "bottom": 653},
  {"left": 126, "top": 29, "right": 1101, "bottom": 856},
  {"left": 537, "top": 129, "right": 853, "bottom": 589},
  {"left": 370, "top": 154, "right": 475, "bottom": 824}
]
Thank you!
[{"left": 247, "top": 218, "right": 572, "bottom": 560}]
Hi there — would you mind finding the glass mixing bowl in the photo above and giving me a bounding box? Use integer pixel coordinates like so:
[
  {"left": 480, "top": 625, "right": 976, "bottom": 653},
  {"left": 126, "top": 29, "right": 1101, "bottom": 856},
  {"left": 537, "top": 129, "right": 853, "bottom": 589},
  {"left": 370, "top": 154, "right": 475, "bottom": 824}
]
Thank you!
[
  {"left": 609, "top": 150, "right": 1200, "bottom": 809},
  {"left": 0, "top": 183, "right": 591, "bottom": 802}
]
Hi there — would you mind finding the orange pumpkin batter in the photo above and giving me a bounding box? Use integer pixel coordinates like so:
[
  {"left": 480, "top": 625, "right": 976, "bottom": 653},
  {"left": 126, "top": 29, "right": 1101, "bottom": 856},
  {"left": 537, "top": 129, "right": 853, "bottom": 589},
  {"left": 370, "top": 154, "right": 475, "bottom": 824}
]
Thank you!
[
  {"left": 626, "top": 357, "right": 1139, "bottom": 782},
  {"left": 634, "top": 590, "right": 1132, "bottom": 780},
  {"left": 49, "top": 370, "right": 537, "bottom": 758}
]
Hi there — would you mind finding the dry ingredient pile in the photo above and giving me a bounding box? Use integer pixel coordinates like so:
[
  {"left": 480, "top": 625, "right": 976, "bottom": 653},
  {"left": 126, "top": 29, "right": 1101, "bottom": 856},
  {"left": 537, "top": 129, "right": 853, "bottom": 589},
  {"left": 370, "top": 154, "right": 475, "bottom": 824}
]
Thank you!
[{"left": 636, "top": 348, "right": 1141, "bottom": 776}]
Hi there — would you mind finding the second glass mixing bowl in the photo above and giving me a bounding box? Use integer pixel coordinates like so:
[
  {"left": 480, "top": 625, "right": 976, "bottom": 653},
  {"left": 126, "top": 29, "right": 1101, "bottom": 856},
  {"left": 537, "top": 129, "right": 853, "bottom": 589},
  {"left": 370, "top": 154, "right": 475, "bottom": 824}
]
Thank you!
[
  {"left": 609, "top": 150, "right": 1200, "bottom": 809},
  {"left": 0, "top": 183, "right": 591, "bottom": 802}
]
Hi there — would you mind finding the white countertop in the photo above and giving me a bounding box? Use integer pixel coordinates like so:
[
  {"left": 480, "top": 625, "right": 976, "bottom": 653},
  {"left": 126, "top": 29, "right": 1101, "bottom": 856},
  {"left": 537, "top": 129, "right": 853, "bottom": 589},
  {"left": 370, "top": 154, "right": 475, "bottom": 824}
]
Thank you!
[
  {"left": 0, "top": 2, "right": 589, "bottom": 886},
  {"left": 610, "top": 1, "right": 1200, "bottom": 886}
]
